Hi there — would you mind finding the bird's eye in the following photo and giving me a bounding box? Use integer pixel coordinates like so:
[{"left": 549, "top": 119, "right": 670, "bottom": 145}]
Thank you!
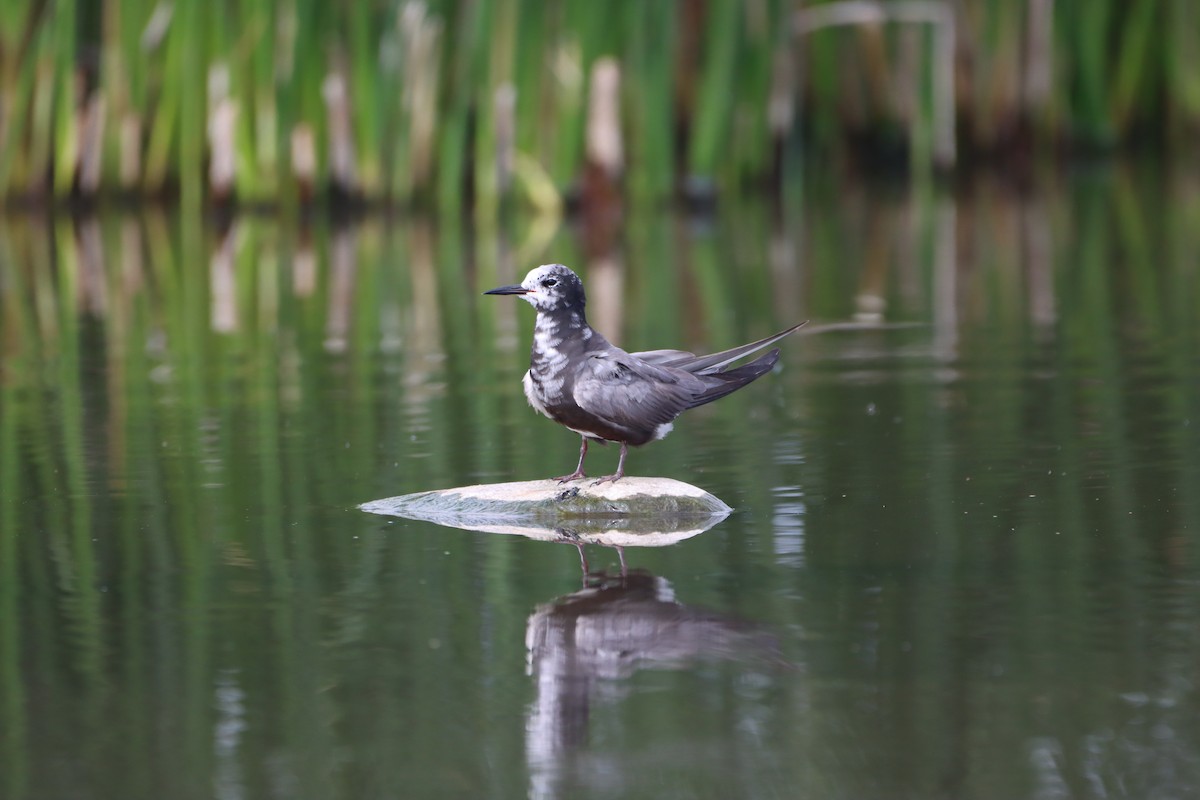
[{"left": 541, "top": 278, "right": 558, "bottom": 288}]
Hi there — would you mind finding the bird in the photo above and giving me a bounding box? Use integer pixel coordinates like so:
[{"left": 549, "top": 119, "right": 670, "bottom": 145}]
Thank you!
[{"left": 484, "top": 264, "right": 805, "bottom": 484}]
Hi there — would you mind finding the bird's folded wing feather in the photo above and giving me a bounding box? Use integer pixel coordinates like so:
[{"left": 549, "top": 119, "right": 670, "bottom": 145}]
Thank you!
[
  {"left": 629, "top": 348, "right": 695, "bottom": 365},
  {"left": 573, "top": 351, "right": 697, "bottom": 430},
  {"left": 634, "top": 321, "right": 807, "bottom": 374}
]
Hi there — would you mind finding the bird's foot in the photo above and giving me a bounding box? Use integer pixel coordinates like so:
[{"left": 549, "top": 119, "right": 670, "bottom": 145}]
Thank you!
[
  {"left": 590, "top": 473, "right": 623, "bottom": 487},
  {"left": 554, "top": 470, "right": 587, "bottom": 483}
]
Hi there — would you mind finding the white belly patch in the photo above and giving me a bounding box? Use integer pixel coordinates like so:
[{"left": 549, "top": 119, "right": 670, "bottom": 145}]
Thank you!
[{"left": 523, "top": 370, "right": 551, "bottom": 417}]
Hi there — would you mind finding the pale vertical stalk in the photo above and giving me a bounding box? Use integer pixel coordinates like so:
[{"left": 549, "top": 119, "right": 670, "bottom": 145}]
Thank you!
[
  {"left": 325, "top": 225, "right": 357, "bottom": 353},
  {"left": 585, "top": 58, "right": 622, "bottom": 181},
  {"left": 494, "top": 83, "right": 516, "bottom": 198},
  {"left": 78, "top": 218, "right": 107, "bottom": 317},
  {"left": 932, "top": 197, "right": 957, "bottom": 360},
  {"left": 931, "top": 5, "right": 955, "bottom": 169},
  {"left": 210, "top": 223, "right": 239, "bottom": 333},
  {"left": 1022, "top": 0, "right": 1054, "bottom": 138},
  {"left": 290, "top": 124, "right": 317, "bottom": 202},
  {"left": 854, "top": 205, "right": 889, "bottom": 323},
  {"left": 119, "top": 114, "right": 142, "bottom": 190},
  {"left": 580, "top": 56, "right": 622, "bottom": 253},
  {"left": 77, "top": 93, "right": 106, "bottom": 195},
  {"left": 51, "top": 0, "right": 79, "bottom": 197},
  {"left": 1023, "top": 191, "right": 1056, "bottom": 329},
  {"left": 207, "top": 65, "right": 238, "bottom": 202},
  {"left": 407, "top": 10, "right": 441, "bottom": 197},
  {"left": 291, "top": 226, "right": 317, "bottom": 298},
  {"left": 322, "top": 61, "right": 359, "bottom": 195}
]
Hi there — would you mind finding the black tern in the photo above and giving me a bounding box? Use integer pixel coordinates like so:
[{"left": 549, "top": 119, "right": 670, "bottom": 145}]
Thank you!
[{"left": 485, "top": 264, "right": 805, "bottom": 484}]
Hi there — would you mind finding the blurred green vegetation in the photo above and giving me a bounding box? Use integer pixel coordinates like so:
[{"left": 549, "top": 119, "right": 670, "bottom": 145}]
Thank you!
[{"left": 1, "top": 0, "right": 1198, "bottom": 208}]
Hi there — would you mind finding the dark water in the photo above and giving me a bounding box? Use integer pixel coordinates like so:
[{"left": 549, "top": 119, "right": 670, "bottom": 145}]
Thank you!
[{"left": 2, "top": 167, "right": 1199, "bottom": 799}]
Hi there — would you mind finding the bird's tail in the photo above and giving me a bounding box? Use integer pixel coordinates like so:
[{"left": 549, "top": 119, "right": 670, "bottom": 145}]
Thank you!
[{"left": 686, "top": 348, "right": 781, "bottom": 409}]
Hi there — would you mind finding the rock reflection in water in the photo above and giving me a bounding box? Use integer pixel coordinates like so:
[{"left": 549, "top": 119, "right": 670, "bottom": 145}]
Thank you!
[
  {"left": 361, "top": 486, "right": 731, "bottom": 564},
  {"left": 524, "top": 569, "right": 782, "bottom": 799}
]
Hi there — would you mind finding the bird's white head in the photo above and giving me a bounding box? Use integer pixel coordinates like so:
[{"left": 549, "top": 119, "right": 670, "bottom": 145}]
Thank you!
[{"left": 484, "top": 264, "right": 586, "bottom": 314}]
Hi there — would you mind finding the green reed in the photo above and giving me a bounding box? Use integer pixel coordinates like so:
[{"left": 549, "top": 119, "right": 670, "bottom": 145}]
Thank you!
[{"left": 0, "top": 1, "right": 1198, "bottom": 205}]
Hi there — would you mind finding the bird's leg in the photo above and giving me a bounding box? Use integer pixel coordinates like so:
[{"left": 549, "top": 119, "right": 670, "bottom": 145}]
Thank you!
[
  {"left": 591, "top": 443, "right": 628, "bottom": 486},
  {"left": 553, "top": 437, "right": 589, "bottom": 482},
  {"left": 574, "top": 542, "right": 590, "bottom": 582}
]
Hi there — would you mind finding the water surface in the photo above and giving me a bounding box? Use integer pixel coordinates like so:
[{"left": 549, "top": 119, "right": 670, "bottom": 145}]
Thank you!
[{"left": 2, "top": 167, "right": 1198, "bottom": 799}]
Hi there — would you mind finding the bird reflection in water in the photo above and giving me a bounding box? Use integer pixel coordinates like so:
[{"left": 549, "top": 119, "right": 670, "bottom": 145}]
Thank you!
[
  {"left": 555, "top": 527, "right": 626, "bottom": 578},
  {"left": 524, "top": 568, "right": 784, "bottom": 799}
]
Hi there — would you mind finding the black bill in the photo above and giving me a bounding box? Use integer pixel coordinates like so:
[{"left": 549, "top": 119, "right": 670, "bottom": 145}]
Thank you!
[{"left": 483, "top": 284, "right": 530, "bottom": 295}]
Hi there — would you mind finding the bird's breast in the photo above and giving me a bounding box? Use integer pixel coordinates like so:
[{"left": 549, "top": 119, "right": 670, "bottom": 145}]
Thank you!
[
  {"left": 525, "top": 319, "right": 581, "bottom": 413},
  {"left": 523, "top": 369, "right": 565, "bottom": 418}
]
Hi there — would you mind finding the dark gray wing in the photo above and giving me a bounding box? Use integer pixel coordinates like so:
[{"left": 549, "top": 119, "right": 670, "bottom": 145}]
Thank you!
[
  {"left": 634, "top": 322, "right": 807, "bottom": 375},
  {"left": 572, "top": 350, "right": 700, "bottom": 434}
]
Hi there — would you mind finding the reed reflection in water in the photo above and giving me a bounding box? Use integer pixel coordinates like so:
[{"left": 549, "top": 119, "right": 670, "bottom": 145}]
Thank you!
[{"left": 1, "top": 164, "right": 1199, "bottom": 799}]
